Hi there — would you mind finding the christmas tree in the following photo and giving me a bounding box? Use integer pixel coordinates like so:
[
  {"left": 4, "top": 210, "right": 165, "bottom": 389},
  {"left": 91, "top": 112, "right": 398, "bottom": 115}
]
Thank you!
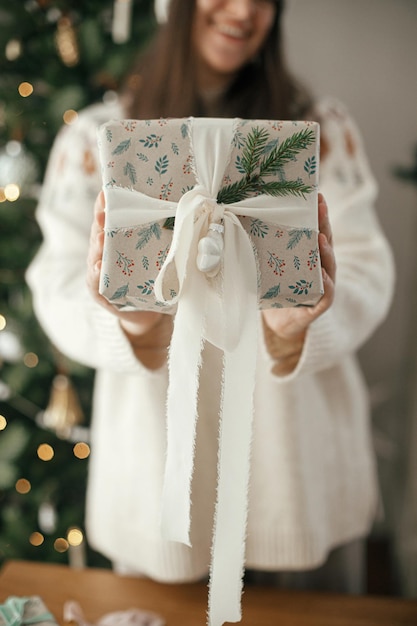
[{"left": 0, "top": 0, "right": 155, "bottom": 568}]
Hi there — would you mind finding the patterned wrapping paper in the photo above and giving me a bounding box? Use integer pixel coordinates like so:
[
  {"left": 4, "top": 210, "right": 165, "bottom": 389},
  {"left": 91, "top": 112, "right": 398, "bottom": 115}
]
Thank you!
[
  {"left": 97, "top": 117, "right": 322, "bottom": 311},
  {"left": 0, "top": 596, "right": 57, "bottom": 626}
]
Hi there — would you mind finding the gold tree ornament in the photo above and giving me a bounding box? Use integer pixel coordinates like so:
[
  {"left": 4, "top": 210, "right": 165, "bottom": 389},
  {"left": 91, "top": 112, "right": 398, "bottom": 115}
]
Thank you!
[
  {"left": 55, "top": 16, "right": 79, "bottom": 67},
  {"left": 40, "top": 374, "right": 84, "bottom": 438}
]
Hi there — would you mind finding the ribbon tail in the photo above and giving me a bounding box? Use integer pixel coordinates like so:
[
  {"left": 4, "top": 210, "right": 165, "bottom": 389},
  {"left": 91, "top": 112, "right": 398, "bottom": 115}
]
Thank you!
[
  {"left": 160, "top": 264, "right": 208, "bottom": 546},
  {"left": 208, "top": 314, "right": 258, "bottom": 626},
  {"left": 207, "top": 213, "right": 259, "bottom": 626}
]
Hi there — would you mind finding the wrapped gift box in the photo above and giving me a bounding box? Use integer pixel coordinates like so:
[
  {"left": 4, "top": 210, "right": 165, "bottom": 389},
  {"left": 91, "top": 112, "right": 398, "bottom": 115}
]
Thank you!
[
  {"left": 0, "top": 596, "right": 57, "bottom": 626},
  {"left": 97, "top": 117, "right": 322, "bottom": 311}
]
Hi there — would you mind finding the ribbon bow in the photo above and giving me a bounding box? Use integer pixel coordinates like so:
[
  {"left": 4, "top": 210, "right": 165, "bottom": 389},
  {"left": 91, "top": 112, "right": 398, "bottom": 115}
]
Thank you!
[
  {"left": 155, "top": 184, "right": 259, "bottom": 626},
  {"left": 102, "top": 118, "right": 318, "bottom": 626}
]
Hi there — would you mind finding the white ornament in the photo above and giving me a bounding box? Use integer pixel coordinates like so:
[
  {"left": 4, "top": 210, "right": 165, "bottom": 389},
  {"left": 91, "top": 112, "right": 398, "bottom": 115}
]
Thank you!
[
  {"left": 112, "top": 0, "right": 133, "bottom": 44},
  {"left": 196, "top": 223, "right": 224, "bottom": 277},
  {"left": 154, "top": 0, "right": 170, "bottom": 23}
]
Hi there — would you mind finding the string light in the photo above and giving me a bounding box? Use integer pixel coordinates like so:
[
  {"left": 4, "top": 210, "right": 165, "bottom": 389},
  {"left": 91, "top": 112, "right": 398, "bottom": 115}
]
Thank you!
[
  {"left": 67, "top": 526, "right": 86, "bottom": 568},
  {"left": 54, "top": 537, "right": 69, "bottom": 553},
  {"left": 73, "top": 442, "right": 90, "bottom": 459},
  {"left": 29, "top": 532, "right": 44, "bottom": 547},
  {"left": 0, "top": 315, "right": 6, "bottom": 330},
  {"left": 4, "top": 183, "right": 20, "bottom": 201},
  {"left": 67, "top": 527, "right": 83, "bottom": 547},
  {"left": 0, "top": 415, "right": 7, "bottom": 430},
  {"left": 37, "top": 443, "right": 54, "bottom": 461},
  {"left": 5, "top": 39, "right": 22, "bottom": 61},
  {"left": 63, "top": 109, "right": 78, "bottom": 125},
  {"left": 15, "top": 478, "right": 31, "bottom": 494},
  {"left": 23, "top": 352, "right": 39, "bottom": 368},
  {"left": 55, "top": 16, "right": 79, "bottom": 67},
  {"left": 18, "top": 82, "right": 34, "bottom": 97}
]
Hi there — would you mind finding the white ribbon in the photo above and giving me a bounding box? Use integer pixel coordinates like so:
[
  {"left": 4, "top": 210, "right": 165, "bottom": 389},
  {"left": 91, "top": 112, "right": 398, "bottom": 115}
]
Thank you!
[{"left": 103, "top": 118, "right": 318, "bottom": 626}]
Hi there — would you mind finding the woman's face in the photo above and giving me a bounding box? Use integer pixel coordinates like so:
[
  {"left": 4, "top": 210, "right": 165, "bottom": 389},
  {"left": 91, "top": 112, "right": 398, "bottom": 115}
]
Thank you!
[{"left": 192, "top": 0, "right": 277, "bottom": 90}]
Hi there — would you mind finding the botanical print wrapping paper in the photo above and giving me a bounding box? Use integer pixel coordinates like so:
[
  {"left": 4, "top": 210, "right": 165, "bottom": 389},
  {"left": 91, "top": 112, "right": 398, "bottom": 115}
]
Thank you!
[
  {"left": 0, "top": 596, "right": 57, "bottom": 626},
  {"left": 97, "top": 117, "right": 322, "bottom": 311}
]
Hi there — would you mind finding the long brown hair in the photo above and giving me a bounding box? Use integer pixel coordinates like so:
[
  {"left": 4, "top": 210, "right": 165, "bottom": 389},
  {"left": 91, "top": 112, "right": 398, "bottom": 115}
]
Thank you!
[{"left": 124, "top": 0, "right": 312, "bottom": 120}]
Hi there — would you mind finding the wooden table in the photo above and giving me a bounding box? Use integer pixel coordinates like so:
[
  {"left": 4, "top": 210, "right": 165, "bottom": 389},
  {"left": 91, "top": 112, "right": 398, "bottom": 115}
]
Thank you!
[{"left": 1, "top": 560, "right": 417, "bottom": 625}]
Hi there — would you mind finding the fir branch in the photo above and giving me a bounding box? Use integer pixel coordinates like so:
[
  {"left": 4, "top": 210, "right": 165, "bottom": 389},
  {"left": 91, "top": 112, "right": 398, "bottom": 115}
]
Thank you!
[
  {"left": 217, "top": 127, "right": 316, "bottom": 204},
  {"left": 163, "top": 217, "right": 175, "bottom": 230},
  {"left": 260, "top": 180, "right": 314, "bottom": 199},
  {"left": 259, "top": 128, "right": 315, "bottom": 177},
  {"left": 240, "top": 126, "right": 270, "bottom": 176},
  {"left": 217, "top": 178, "right": 252, "bottom": 204}
]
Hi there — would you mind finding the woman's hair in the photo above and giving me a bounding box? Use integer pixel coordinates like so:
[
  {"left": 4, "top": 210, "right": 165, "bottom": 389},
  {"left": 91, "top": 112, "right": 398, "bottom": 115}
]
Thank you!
[{"left": 124, "top": 0, "right": 312, "bottom": 120}]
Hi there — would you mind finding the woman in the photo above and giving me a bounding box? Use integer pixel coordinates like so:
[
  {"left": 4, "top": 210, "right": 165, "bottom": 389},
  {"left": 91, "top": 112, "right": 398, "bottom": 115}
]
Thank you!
[{"left": 27, "top": 0, "right": 394, "bottom": 599}]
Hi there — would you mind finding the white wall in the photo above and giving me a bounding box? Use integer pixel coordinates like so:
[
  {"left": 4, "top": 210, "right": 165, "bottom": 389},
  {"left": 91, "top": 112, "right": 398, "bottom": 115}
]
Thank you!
[
  {"left": 283, "top": 0, "right": 417, "bottom": 586},
  {"left": 285, "top": 0, "right": 417, "bottom": 388}
]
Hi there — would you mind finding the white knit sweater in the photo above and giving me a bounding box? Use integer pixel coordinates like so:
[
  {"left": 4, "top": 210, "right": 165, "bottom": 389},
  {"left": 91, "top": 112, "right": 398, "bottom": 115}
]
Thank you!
[{"left": 27, "top": 97, "right": 395, "bottom": 581}]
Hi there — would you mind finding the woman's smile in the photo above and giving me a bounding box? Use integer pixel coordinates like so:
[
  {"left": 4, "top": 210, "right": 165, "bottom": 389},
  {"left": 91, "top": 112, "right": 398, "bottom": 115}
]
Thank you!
[{"left": 193, "top": 0, "right": 276, "bottom": 89}]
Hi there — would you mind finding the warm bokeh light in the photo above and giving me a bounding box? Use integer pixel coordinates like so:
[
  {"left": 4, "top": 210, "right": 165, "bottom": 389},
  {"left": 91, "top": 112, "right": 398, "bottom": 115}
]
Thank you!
[
  {"left": 29, "top": 532, "right": 45, "bottom": 547},
  {"left": 15, "top": 478, "right": 31, "bottom": 494},
  {"left": 63, "top": 109, "right": 78, "bottom": 125},
  {"left": 67, "top": 527, "right": 84, "bottom": 546},
  {"left": 54, "top": 537, "right": 69, "bottom": 553},
  {"left": 18, "top": 81, "right": 34, "bottom": 97},
  {"left": 4, "top": 183, "right": 20, "bottom": 201},
  {"left": 73, "top": 442, "right": 90, "bottom": 459},
  {"left": 0, "top": 315, "right": 6, "bottom": 330},
  {"left": 23, "top": 352, "right": 39, "bottom": 368},
  {"left": 0, "top": 415, "right": 7, "bottom": 430},
  {"left": 5, "top": 39, "right": 22, "bottom": 61},
  {"left": 37, "top": 443, "right": 54, "bottom": 461},
  {"left": 0, "top": 188, "right": 6, "bottom": 203}
]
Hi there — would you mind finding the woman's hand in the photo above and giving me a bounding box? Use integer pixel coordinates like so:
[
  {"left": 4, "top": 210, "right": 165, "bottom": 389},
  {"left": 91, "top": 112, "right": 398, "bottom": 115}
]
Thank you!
[
  {"left": 261, "top": 193, "right": 336, "bottom": 372},
  {"left": 86, "top": 191, "right": 173, "bottom": 369}
]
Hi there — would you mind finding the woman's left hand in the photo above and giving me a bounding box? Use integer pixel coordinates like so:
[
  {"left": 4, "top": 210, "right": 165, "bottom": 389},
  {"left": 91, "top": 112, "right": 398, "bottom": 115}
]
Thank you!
[{"left": 262, "top": 193, "right": 336, "bottom": 345}]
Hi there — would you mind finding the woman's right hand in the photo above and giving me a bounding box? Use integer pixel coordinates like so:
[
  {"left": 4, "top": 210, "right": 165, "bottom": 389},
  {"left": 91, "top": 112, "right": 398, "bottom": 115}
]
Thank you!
[{"left": 86, "top": 191, "right": 173, "bottom": 369}]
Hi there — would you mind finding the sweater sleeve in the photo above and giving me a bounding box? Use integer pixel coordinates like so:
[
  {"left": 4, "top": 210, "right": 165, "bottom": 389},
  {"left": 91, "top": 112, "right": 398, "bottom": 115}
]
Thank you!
[
  {"left": 26, "top": 103, "right": 152, "bottom": 374},
  {"left": 271, "top": 98, "right": 396, "bottom": 380}
]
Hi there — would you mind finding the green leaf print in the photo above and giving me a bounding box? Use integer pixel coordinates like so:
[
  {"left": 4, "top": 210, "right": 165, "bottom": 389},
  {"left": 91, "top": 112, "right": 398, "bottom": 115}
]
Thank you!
[
  {"left": 155, "top": 155, "right": 169, "bottom": 175},
  {"left": 249, "top": 218, "right": 269, "bottom": 238},
  {"left": 289, "top": 279, "right": 313, "bottom": 295},
  {"left": 110, "top": 284, "right": 129, "bottom": 300},
  {"left": 287, "top": 228, "right": 313, "bottom": 250},
  {"left": 304, "top": 155, "right": 317, "bottom": 177},
  {"left": 140, "top": 134, "right": 162, "bottom": 148},
  {"left": 261, "top": 284, "right": 281, "bottom": 299},
  {"left": 137, "top": 279, "right": 155, "bottom": 295},
  {"left": 112, "top": 138, "right": 131, "bottom": 155},
  {"left": 135, "top": 222, "right": 162, "bottom": 250},
  {"left": 123, "top": 161, "right": 137, "bottom": 185}
]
